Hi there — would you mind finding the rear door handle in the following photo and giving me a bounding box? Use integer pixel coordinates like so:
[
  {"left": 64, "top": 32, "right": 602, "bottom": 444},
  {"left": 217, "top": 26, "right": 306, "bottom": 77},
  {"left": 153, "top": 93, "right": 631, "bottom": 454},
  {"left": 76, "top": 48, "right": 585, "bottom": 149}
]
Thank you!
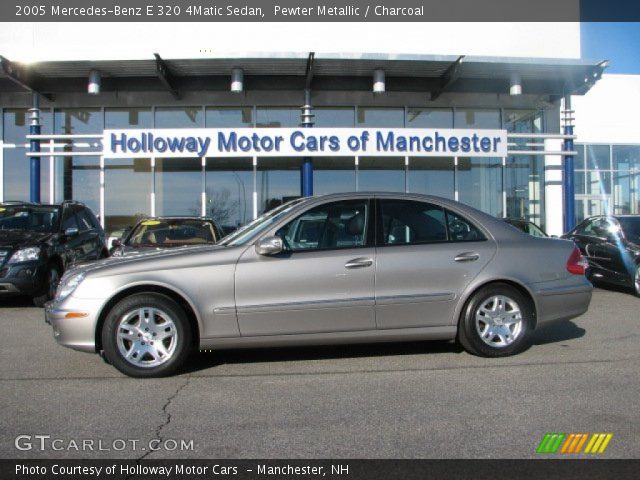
[
  {"left": 345, "top": 257, "right": 373, "bottom": 269},
  {"left": 454, "top": 252, "right": 480, "bottom": 262}
]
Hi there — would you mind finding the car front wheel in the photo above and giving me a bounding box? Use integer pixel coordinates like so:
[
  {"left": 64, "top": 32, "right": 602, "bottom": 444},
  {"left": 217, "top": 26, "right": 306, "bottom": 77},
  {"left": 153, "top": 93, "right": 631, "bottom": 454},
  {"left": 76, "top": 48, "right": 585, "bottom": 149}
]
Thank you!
[
  {"left": 101, "top": 293, "right": 192, "bottom": 377},
  {"left": 458, "top": 283, "right": 534, "bottom": 357}
]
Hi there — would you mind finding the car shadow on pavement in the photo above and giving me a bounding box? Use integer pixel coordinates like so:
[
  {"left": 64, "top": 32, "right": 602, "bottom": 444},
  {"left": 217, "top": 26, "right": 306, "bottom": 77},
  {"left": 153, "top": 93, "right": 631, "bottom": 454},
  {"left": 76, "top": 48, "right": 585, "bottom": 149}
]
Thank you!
[
  {"left": 531, "top": 320, "right": 585, "bottom": 346},
  {"left": 0, "top": 296, "right": 34, "bottom": 308},
  {"left": 182, "top": 340, "right": 463, "bottom": 373}
]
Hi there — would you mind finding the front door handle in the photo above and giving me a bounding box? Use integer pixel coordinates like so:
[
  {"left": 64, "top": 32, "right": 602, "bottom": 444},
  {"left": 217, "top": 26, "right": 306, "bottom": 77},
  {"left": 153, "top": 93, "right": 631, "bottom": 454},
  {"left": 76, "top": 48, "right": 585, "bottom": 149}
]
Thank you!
[
  {"left": 454, "top": 252, "right": 480, "bottom": 262},
  {"left": 345, "top": 257, "right": 373, "bottom": 269}
]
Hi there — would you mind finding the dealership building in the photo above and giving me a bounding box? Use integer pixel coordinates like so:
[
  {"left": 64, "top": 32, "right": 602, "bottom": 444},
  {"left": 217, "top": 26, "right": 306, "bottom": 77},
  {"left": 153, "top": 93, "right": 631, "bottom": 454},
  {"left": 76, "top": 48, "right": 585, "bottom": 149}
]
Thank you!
[{"left": 0, "top": 22, "right": 638, "bottom": 236}]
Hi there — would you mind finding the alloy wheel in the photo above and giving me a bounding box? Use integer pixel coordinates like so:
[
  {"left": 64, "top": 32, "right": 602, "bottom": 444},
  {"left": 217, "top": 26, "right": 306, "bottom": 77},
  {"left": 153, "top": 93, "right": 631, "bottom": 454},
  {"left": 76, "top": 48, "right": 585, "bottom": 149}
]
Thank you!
[
  {"left": 116, "top": 307, "right": 178, "bottom": 368},
  {"left": 474, "top": 295, "right": 524, "bottom": 348}
]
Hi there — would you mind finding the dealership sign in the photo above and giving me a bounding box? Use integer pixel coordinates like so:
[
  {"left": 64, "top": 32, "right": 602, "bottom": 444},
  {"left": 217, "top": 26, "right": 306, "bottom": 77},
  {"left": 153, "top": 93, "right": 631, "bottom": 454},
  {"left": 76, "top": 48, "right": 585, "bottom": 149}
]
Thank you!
[{"left": 103, "top": 128, "right": 507, "bottom": 159}]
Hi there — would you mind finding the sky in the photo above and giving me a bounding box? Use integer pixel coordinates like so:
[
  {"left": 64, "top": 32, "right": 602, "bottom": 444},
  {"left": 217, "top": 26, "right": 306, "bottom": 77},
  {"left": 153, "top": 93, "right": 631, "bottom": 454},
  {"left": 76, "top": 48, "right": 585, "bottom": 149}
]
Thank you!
[{"left": 581, "top": 22, "right": 640, "bottom": 74}]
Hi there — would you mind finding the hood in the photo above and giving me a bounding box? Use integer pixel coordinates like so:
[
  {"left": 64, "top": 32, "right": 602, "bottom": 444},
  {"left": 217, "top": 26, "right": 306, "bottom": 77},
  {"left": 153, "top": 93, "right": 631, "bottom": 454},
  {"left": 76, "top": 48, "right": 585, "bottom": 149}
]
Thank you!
[
  {"left": 67, "top": 243, "right": 240, "bottom": 279},
  {"left": 0, "top": 230, "right": 55, "bottom": 249}
]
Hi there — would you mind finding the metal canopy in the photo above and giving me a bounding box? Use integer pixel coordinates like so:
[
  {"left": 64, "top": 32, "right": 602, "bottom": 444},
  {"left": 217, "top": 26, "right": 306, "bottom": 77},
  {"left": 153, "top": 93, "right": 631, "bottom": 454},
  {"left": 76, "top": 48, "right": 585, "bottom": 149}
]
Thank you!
[{"left": 0, "top": 52, "right": 607, "bottom": 98}]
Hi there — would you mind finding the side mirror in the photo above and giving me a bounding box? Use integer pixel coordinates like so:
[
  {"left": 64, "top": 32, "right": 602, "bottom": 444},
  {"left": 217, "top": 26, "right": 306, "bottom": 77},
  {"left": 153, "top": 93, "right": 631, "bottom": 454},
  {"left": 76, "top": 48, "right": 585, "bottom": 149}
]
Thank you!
[
  {"left": 64, "top": 227, "right": 79, "bottom": 237},
  {"left": 111, "top": 238, "right": 122, "bottom": 248},
  {"left": 255, "top": 236, "right": 283, "bottom": 256}
]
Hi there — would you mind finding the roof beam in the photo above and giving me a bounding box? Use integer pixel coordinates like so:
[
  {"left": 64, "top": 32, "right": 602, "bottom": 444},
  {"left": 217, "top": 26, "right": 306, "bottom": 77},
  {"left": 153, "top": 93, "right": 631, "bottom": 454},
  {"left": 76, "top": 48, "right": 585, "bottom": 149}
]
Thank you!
[
  {"left": 304, "top": 52, "right": 315, "bottom": 91},
  {"left": 430, "top": 55, "right": 465, "bottom": 101},
  {"left": 0, "top": 56, "right": 53, "bottom": 100},
  {"left": 153, "top": 53, "right": 179, "bottom": 99}
]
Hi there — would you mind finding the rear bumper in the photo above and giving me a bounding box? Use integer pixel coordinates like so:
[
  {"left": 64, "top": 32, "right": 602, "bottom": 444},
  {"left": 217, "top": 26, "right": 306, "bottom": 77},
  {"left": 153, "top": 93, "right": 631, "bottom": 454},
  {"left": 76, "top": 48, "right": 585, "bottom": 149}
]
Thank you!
[{"left": 533, "top": 278, "right": 593, "bottom": 325}]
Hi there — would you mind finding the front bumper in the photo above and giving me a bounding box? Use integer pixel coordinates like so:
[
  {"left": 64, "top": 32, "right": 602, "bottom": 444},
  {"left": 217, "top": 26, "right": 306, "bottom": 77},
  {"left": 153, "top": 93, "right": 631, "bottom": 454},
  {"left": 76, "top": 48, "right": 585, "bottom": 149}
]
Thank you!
[
  {"left": 44, "top": 298, "right": 101, "bottom": 353},
  {"left": 0, "top": 261, "right": 45, "bottom": 296}
]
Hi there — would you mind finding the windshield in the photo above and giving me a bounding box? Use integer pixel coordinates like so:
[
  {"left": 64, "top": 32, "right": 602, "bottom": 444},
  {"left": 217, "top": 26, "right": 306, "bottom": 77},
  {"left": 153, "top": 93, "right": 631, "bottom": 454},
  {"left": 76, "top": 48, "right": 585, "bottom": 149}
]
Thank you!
[
  {"left": 127, "top": 219, "right": 217, "bottom": 247},
  {"left": 0, "top": 205, "right": 60, "bottom": 232},
  {"left": 220, "top": 198, "right": 307, "bottom": 246},
  {"left": 619, "top": 217, "right": 640, "bottom": 243}
]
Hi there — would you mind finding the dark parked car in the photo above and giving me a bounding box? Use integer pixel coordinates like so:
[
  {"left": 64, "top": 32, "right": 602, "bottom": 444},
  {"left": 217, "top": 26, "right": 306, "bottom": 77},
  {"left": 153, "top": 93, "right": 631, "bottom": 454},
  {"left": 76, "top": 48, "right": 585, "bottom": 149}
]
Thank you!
[
  {"left": 0, "top": 201, "right": 107, "bottom": 306},
  {"left": 110, "top": 217, "right": 223, "bottom": 257},
  {"left": 563, "top": 215, "right": 640, "bottom": 296},
  {"left": 504, "top": 218, "right": 548, "bottom": 237}
]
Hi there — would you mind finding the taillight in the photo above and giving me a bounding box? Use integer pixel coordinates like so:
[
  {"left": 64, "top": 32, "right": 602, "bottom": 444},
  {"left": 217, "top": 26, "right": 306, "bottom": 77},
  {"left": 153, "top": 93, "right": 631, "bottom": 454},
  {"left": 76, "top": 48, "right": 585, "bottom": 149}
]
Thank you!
[{"left": 566, "top": 246, "right": 589, "bottom": 275}]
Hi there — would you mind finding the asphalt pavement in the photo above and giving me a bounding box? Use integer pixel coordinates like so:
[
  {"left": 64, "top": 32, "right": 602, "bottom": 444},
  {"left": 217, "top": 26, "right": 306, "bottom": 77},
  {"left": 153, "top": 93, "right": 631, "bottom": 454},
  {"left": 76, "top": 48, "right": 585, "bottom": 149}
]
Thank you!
[{"left": 0, "top": 287, "right": 638, "bottom": 459}]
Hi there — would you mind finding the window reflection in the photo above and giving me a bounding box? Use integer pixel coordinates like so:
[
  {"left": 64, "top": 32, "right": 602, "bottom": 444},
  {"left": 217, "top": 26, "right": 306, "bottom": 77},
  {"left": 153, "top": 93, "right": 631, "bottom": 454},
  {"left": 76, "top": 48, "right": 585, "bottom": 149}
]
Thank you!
[
  {"left": 155, "top": 107, "right": 203, "bottom": 128},
  {"left": 256, "top": 108, "right": 299, "bottom": 128},
  {"left": 314, "top": 157, "right": 356, "bottom": 195},
  {"left": 505, "top": 156, "right": 544, "bottom": 227},
  {"left": 356, "top": 108, "right": 404, "bottom": 127},
  {"left": 358, "top": 157, "right": 405, "bottom": 192},
  {"left": 407, "top": 158, "right": 454, "bottom": 199},
  {"left": 458, "top": 157, "right": 503, "bottom": 217},
  {"left": 257, "top": 158, "right": 302, "bottom": 213},
  {"left": 406, "top": 108, "right": 453, "bottom": 128},
  {"left": 104, "top": 158, "right": 151, "bottom": 233},
  {"left": 205, "top": 158, "right": 253, "bottom": 228},
  {"left": 314, "top": 108, "right": 355, "bottom": 127},
  {"left": 206, "top": 107, "right": 253, "bottom": 127},
  {"left": 454, "top": 109, "right": 501, "bottom": 129},
  {"left": 155, "top": 158, "right": 202, "bottom": 216},
  {"left": 105, "top": 108, "right": 152, "bottom": 129}
]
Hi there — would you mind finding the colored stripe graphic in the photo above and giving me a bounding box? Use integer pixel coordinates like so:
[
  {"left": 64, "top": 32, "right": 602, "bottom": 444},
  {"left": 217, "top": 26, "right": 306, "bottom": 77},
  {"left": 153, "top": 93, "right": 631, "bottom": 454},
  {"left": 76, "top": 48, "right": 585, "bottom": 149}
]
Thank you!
[
  {"left": 584, "top": 433, "right": 613, "bottom": 454},
  {"left": 537, "top": 433, "right": 566, "bottom": 453},
  {"left": 560, "top": 433, "right": 589, "bottom": 454},
  {"left": 538, "top": 433, "right": 612, "bottom": 454}
]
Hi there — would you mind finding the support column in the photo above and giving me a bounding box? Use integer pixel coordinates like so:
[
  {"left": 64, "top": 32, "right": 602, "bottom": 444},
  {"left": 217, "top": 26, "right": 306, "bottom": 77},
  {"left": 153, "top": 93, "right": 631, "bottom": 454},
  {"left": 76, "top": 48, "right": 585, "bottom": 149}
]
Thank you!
[
  {"left": 28, "top": 93, "right": 41, "bottom": 203},
  {"left": 562, "top": 95, "right": 576, "bottom": 232},
  {"left": 300, "top": 89, "right": 314, "bottom": 197}
]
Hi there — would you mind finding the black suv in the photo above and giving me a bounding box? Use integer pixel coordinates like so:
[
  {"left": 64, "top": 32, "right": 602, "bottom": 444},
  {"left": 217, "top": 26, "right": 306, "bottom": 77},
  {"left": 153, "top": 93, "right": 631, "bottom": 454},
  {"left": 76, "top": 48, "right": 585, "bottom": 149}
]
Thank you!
[{"left": 0, "top": 201, "right": 108, "bottom": 306}]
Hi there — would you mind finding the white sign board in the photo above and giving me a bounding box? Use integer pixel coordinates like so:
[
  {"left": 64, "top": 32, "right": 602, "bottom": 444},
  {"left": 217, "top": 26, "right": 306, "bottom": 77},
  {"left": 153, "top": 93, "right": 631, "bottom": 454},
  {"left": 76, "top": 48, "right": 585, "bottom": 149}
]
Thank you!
[{"left": 104, "top": 128, "right": 508, "bottom": 159}]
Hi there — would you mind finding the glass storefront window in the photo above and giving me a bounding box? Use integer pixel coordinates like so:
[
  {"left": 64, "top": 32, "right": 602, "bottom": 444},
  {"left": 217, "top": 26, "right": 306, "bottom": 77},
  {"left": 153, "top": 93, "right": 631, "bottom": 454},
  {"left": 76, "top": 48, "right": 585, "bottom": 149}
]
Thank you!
[
  {"left": 406, "top": 108, "right": 453, "bottom": 128},
  {"left": 155, "top": 158, "right": 202, "bottom": 216},
  {"left": 613, "top": 171, "right": 638, "bottom": 214},
  {"left": 356, "top": 108, "right": 404, "bottom": 127},
  {"left": 574, "top": 144, "right": 586, "bottom": 170},
  {"left": 407, "top": 158, "right": 454, "bottom": 199},
  {"left": 2, "top": 108, "right": 52, "bottom": 202},
  {"left": 256, "top": 108, "right": 300, "bottom": 128},
  {"left": 314, "top": 108, "right": 355, "bottom": 127},
  {"left": 105, "top": 108, "right": 152, "bottom": 129},
  {"left": 613, "top": 145, "right": 640, "bottom": 171},
  {"left": 503, "top": 109, "right": 543, "bottom": 133},
  {"left": 205, "top": 158, "right": 253, "bottom": 228},
  {"left": 104, "top": 158, "right": 151, "bottom": 234},
  {"left": 586, "top": 144, "right": 611, "bottom": 170},
  {"left": 155, "top": 107, "right": 203, "bottom": 128},
  {"left": 314, "top": 157, "right": 356, "bottom": 195},
  {"left": 206, "top": 107, "right": 253, "bottom": 127},
  {"left": 575, "top": 171, "right": 586, "bottom": 195},
  {"left": 256, "top": 158, "right": 302, "bottom": 213},
  {"left": 454, "top": 109, "right": 501, "bottom": 129},
  {"left": 457, "top": 157, "right": 503, "bottom": 217},
  {"left": 504, "top": 155, "right": 544, "bottom": 227},
  {"left": 358, "top": 157, "right": 405, "bottom": 192},
  {"left": 54, "top": 108, "right": 102, "bottom": 210},
  {"left": 587, "top": 170, "right": 612, "bottom": 195}
]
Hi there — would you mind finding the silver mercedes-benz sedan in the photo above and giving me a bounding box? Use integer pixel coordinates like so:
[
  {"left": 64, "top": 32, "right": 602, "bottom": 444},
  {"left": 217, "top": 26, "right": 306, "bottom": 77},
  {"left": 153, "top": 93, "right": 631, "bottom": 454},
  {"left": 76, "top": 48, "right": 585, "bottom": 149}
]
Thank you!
[{"left": 45, "top": 193, "right": 592, "bottom": 377}]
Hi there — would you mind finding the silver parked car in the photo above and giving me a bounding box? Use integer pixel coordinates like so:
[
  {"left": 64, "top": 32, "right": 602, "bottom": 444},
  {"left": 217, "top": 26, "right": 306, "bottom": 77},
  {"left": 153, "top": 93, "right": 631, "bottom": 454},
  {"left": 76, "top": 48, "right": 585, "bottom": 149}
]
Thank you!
[{"left": 45, "top": 193, "right": 592, "bottom": 377}]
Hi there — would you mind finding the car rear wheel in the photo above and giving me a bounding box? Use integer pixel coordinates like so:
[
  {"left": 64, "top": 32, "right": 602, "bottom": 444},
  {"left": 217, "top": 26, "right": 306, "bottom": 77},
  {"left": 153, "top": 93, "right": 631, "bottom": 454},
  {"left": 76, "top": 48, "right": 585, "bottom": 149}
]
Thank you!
[
  {"left": 458, "top": 283, "right": 534, "bottom": 357},
  {"left": 633, "top": 264, "right": 640, "bottom": 297},
  {"left": 101, "top": 293, "right": 192, "bottom": 377},
  {"left": 32, "top": 264, "right": 61, "bottom": 308}
]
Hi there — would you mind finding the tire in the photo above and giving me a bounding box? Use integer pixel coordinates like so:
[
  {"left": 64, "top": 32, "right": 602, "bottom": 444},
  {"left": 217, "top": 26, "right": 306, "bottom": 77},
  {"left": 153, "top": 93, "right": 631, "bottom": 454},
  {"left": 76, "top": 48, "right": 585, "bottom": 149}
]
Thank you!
[
  {"left": 633, "top": 264, "right": 640, "bottom": 298},
  {"left": 32, "top": 264, "right": 61, "bottom": 308},
  {"left": 101, "top": 293, "right": 192, "bottom": 378},
  {"left": 458, "top": 283, "right": 534, "bottom": 357}
]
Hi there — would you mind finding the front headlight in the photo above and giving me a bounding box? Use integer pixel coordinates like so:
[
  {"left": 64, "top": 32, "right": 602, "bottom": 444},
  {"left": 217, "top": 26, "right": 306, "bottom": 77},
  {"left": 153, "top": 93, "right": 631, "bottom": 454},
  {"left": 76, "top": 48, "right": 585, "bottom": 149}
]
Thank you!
[
  {"left": 55, "top": 272, "right": 86, "bottom": 302},
  {"left": 8, "top": 247, "right": 41, "bottom": 264}
]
